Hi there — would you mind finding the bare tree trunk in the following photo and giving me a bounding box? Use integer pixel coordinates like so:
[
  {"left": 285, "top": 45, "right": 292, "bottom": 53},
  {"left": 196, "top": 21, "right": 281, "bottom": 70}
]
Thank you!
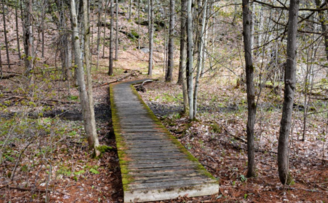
[
  {"left": 96, "top": 0, "right": 103, "bottom": 70},
  {"left": 128, "top": 0, "right": 133, "bottom": 20},
  {"left": 200, "top": 2, "right": 210, "bottom": 78},
  {"left": 15, "top": 0, "right": 21, "bottom": 62},
  {"left": 115, "top": 0, "right": 118, "bottom": 60},
  {"left": 193, "top": 0, "right": 207, "bottom": 118},
  {"left": 179, "top": 0, "right": 188, "bottom": 114},
  {"left": 315, "top": 0, "right": 328, "bottom": 64},
  {"left": 71, "top": 0, "right": 100, "bottom": 156},
  {"left": 102, "top": 0, "right": 109, "bottom": 57},
  {"left": 187, "top": 0, "right": 194, "bottom": 120},
  {"left": 2, "top": 0, "right": 11, "bottom": 69},
  {"left": 278, "top": 0, "right": 299, "bottom": 185},
  {"left": 137, "top": 0, "right": 140, "bottom": 49},
  {"left": 41, "top": 0, "right": 46, "bottom": 58},
  {"left": 83, "top": 0, "right": 100, "bottom": 156},
  {"left": 165, "top": 0, "right": 175, "bottom": 82},
  {"left": 148, "top": 0, "right": 153, "bottom": 76},
  {"left": 242, "top": 0, "right": 256, "bottom": 178},
  {"left": 108, "top": 0, "right": 114, "bottom": 75},
  {"left": 23, "top": 0, "right": 34, "bottom": 76},
  {"left": 0, "top": 44, "right": 2, "bottom": 77},
  {"left": 177, "top": 0, "right": 187, "bottom": 85}
]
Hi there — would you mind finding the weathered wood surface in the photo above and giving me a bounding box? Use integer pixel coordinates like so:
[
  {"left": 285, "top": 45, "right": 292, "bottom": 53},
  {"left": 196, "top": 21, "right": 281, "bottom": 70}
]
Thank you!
[{"left": 110, "top": 80, "right": 219, "bottom": 202}]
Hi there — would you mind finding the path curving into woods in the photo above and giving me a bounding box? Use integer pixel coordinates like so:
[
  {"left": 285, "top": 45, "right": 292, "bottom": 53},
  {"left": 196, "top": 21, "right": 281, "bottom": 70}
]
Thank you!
[{"left": 110, "top": 79, "right": 219, "bottom": 202}]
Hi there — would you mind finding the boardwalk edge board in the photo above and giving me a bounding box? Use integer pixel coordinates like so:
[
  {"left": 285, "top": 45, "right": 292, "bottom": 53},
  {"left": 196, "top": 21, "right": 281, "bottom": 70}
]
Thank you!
[{"left": 110, "top": 80, "right": 219, "bottom": 202}]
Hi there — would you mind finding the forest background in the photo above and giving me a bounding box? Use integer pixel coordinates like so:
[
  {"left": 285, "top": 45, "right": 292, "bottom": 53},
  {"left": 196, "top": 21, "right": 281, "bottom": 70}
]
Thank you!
[{"left": 1, "top": 0, "right": 328, "bottom": 202}]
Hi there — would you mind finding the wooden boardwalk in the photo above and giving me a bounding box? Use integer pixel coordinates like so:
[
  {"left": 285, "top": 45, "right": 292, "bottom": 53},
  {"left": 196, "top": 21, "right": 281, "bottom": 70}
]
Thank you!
[{"left": 110, "top": 80, "right": 219, "bottom": 202}]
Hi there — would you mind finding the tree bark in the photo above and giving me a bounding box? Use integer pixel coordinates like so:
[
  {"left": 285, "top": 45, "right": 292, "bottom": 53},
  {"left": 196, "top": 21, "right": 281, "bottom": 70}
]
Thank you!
[
  {"left": 242, "top": 0, "right": 256, "bottom": 178},
  {"left": 148, "top": 0, "right": 154, "bottom": 76},
  {"left": 179, "top": 0, "right": 188, "bottom": 113},
  {"left": 115, "top": 0, "right": 118, "bottom": 60},
  {"left": 315, "top": 0, "right": 328, "bottom": 64},
  {"left": 41, "top": 0, "right": 46, "bottom": 58},
  {"left": 23, "top": 0, "right": 34, "bottom": 76},
  {"left": 96, "top": 0, "right": 103, "bottom": 70},
  {"left": 128, "top": 0, "right": 133, "bottom": 20},
  {"left": 165, "top": 0, "right": 175, "bottom": 82},
  {"left": 2, "top": 0, "right": 11, "bottom": 69},
  {"left": 15, "top": 0, "right": 21, "bottom": 62},
  {"left": 83, "top": 0, "right": 100, "bottom": 156},
  {"left": 108, "top": 0, "right": 114, "bottom": 75},
  {"left": 137, "top": 0, "right": 140, "bottom": 49},
  {"left": 278, "top": 0, "right": 299, "bottom": 185},
  {"left": 71, "top": 0, "right": 100, "bottom": 156},
  {"left": 187, "top": 0, "right": 194, "bottom": 120},
  {"left": 193, "top": 0, "right": 207, "bottom": 118},
  {"left": 102, "top": 0, "right": 109, "bottom": 58},
  {"left": 177, "top": 0, "right": 187, "bottom": 85}
]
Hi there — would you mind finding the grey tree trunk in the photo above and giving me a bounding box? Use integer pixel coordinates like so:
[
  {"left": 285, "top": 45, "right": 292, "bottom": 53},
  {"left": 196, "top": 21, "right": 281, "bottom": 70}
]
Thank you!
[
  {"left": 23, "top": 0, "right": 34, "bottom": 75},
  {"left": 96, "top": 0, "right": 103, "bottom": 70},
  {"left": 193, "top": 0, "right": 207, "bottom": 118},
  {"left": 315, "top": 0, "right": 328, "bottom": 64},
  {"left": 278, "top": 0, "right": 299, "bottom": 185},
  {"left": 242, "top": 0, "right": 256, "bottom": 178},
  {"left": 15, "top": 0, "right": 21, "bottom": 62},
  {"left": 102, "top": 0, "right": 109, "bottom": 57},
  {"left": 178, "top": 0, "right": 188, "bottom": 113},
  {"left": 148, "top": 0, "right": 154, "bottom": 76},
  {"left": 137, "top": 0, "right": 140, "bottom": 49},
  {"left": 71, "top": 0, "right": 100, "bottom": 156},
  {"left": 83, "top": 0, "right": 100, "bottom": 156},
  {"left": 41, "top": 0, "right": 46, "bottom": 58},
  {"left": 177, "top": 0, "right": 187, "bottom": 85},
  {"left": 165, "top": 0, "right": 175, "bottom": 82},
  {"left": 187, "top": 0, "right": 194, "bottom": 120},
  {"left": 108, "top": 0, "right": 114, "bottom": 75},
  {"left": 115, "top": 0, "right": 118, "bottom": 60},
  {"left": 128, "top": 0, "right": 133, "bottom": 20},
  {"left": 2, "top": 0, "right": 11, "bottom": 69}
]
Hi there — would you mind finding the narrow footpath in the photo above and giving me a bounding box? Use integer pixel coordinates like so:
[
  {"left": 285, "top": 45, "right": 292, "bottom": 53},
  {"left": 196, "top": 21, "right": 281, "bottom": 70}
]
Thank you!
[{"left": 110, "top": 80, "right": 219, "bottom": 202}]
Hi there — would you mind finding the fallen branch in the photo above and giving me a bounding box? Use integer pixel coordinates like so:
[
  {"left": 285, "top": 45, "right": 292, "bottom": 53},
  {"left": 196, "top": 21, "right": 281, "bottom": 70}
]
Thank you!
[
  {"left": 93, "top": 72, "right": 139, "bottom": 88},
  {"left": 1, "top": 74, "right": 21, "bottom": 79}
]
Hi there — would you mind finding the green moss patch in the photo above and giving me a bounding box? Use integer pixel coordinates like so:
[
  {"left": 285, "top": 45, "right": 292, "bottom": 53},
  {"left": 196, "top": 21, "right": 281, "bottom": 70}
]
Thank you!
[{"left": 109, "top": 84, "right": 134, "bottom": 190}]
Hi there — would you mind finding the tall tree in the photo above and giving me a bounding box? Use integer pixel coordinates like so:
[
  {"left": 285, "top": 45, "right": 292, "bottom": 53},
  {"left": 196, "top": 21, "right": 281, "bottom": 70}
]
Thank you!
[
  {"left": 115, "top": 0, "right": 118, "bottom": 60},
  {"left": 71, "top": 0, "right": 100, "bottom": 156},
  {"left": 178, "top": 0, "right": 188, "bottom": 113},
  {"left": 187, "top": 0, "right": 194, "bottom": 119},
  {"left": 128, "top": 0, "right": 133, "bottom": 20},
  {"left": 278, "top": 0, "right": 300, "bottom": 185},
  {"left": 2, "top": 0, "right": 11, "bottom": 69},
  {"left": 242, "top": 0, "right": 256, "bottom": 177},
  {"left": 148, "top": 0, "right": 154, "bottom": 76},
  {"left": 15, "top": 0, "right": 21, "bottom": 62},
  {"left": 108, "top": 0, "right": 114, "bottom": 75},
  {"left": 102, "top": 0, "right": 110, "bottom": 58},
  {"left": 41, "top": 0, "right": 46, "bottom": 57},
  {"left": 193, "top": 0, "right": 207, "bottom": 118},
  {"left": 83, "top": 0, "right": 100, "bottom": 156},
  {"left": 165, "top": 0, "right": 175, "bottom": 82},
  {"left": 96, "top": 0, "right": 103, "bottom": 70},
  {"left": 177, "top": 0, "right": 187, "bottom": 85},
  {"left": 315, "top": 0, "right": 328, "bottom": 66},
  {"left": 23, "top": 0, "right": 34, "bottom": 75}
]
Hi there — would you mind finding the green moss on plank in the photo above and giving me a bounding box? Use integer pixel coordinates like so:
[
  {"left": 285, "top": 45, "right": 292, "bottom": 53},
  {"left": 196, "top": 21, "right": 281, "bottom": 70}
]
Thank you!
[
  {"left": 109, "top": 84, "right": 134, "bottom": 191},
  {"left": 130, "top": 84, "right": 217, "bottom": 181}
]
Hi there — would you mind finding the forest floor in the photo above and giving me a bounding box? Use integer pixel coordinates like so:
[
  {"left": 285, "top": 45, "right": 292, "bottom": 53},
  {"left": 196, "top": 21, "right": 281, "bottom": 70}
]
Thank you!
[{"left": 1, "top": 52, "right": 328, "bottom": 202}]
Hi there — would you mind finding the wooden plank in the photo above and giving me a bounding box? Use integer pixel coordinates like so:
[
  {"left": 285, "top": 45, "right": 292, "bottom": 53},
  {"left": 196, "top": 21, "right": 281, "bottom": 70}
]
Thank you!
[{"left": 110, "top": 81, "right": 219, "bottom": 203}]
